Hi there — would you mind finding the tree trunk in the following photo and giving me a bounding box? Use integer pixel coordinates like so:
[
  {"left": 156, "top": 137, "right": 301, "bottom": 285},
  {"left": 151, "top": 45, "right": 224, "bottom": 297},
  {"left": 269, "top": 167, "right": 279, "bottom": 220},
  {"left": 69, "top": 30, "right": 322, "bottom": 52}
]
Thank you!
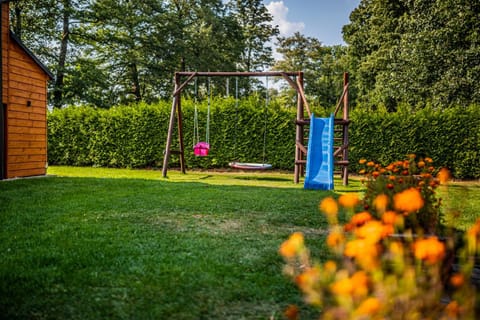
[
  {"left": 130, "top": 63, "right": 141, "bottom": 102},
  {"left": 53, "top": 0, "right": 71, "bottom": 109}
]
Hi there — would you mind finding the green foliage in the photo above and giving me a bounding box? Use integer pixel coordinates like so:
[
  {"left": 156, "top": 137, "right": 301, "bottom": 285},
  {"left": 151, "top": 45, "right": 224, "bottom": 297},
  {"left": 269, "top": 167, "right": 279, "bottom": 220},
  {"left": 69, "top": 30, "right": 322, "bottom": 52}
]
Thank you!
[
  {"left": 48, "top": 98, "right": 297, "bottom": 170},
  {"left": 349, "top": 105, "right": 480, "bottom": 179},
  {"left": 344, "top": 0, "right": 480, "bottom": 110},
  {"left": 48, "top": 101, "right": 480, "bottom": 178}
]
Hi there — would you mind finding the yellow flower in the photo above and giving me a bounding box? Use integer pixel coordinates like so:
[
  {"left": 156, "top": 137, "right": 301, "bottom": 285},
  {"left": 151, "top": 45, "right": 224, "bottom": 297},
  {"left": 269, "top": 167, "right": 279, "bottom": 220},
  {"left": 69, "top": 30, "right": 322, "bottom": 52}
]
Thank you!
[
  {"left": 338, "top": 193, "right": 360, "bottom": 208},
  {"left": 373, "top": 194, "right": 389, "bottom": 213},
  {"left": 355, "top": 297, "right": 381, "bottom": 317},
  {"left": 394, "top": 187, "right": 424, "bottom": 213},
  {"left": 279, "top": 232, "right": 304, "bottom": 258},
  {"left": 413, "top": 237, "right": 445, "bottom": 265}
]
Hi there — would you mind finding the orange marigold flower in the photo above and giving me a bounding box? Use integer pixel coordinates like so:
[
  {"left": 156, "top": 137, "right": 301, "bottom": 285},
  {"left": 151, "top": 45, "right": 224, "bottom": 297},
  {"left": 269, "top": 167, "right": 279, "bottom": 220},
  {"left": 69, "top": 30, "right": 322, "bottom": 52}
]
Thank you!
[
  {"left": 327, "top": 229, "right": 345, "bottom": 248},
  {"left": 445, "top": 300, "right": 461, "bottom": 318},
  {"left": 359, "top": 159, "right": 367, "bottom": 164},
  {"left": 389, "top": 241, "right": 404, "bottom": 257},
  {"left": 386, "top": 164, "right": 394, "bottom": 171},
  {"left": 372, "top": 171, "right": 380, "bottom": 178},
  {"left": 351, "top": 271, "right": 369, "bottom": 297},
  {"left": 388, "top": 175, "right": 396, "bottom": 181},
  {"left": 408, "top": 153, "right": 416, "bottom": 159},
  {"left": 382, "top": 224, "right": 395, "bottom": 237},
  {"left": 359, "top": 169, "right": 366, "bottom": 175},
  {"left": 279, "top": 232, "right": 304, "bottom": 258},
  {"left": 417, "top": 160, "right": 425, "bottom": 168},
  {"left": 345, "top": 238, "right": 379, "bottom": 259},
  {"left": 373, "top": 194, "right": 389, "bottom": 213},
  {"left": 355, "top": 297, "right": 382, "bottom": 316},
  {"left": 296, "top": 266, "right": 321, "bottom": 291},
  {"left": 425, "top": 157, "right": 433, "bottom": 163},
  {"left": 320, "top": 197, "right": 338, "bottom": 217},
  {"left": 413, "top": 237, "right": 445, "bottom": 265},
  {"left": 366, "top": 161, "right": 375, "bottom": 167},
  {"left": 330, "top": 277, "right": 353, "bottom": 296},
  {"left": 394, "top": 188, "right": 424, "bottom": 213},
  {"left": 324, "top": 260, "right": 337, "bottom": 273},
  {"left": 338, "top": 193, "right": 360, "bottom": 208},
  {"left": 437, "top": 167, "right": 451, "bottom": 184},
  {"left": 382, "top": 211, "right": 398, "bottom": 225},
  {"left": 355, "top": 220, "right": 386, "bottom": 243},
  {"left": 420, "top": 172, "right": 432, "bottom": 179},
  {"left": 284, "top": 304, "right": 299, "bottom": 320},
  {"left": 350, "top": 211, "right": 373, "bottom": 227},
  {"left": 450, "top": 273, "right": 465, "bottom": 287}
]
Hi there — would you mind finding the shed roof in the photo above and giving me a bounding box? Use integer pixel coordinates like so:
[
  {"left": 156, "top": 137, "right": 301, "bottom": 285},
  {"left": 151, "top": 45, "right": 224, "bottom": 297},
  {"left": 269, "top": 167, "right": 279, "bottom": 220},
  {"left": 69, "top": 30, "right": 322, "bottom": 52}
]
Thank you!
[{"left": 9, "top": 31, "right": 54, "bottom": 80}]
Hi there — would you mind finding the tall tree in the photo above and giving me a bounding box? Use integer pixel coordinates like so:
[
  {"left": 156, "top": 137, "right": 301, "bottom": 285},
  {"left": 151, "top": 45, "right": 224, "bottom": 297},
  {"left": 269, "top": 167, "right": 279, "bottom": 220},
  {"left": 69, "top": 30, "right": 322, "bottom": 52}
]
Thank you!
[
  {"left": 273, "top": 32, "right": 348, "bottom": 107},
  {"left": 10, "top": 0, "right": 90, "bottom": 108},
  {"left": 343, "top": 0, "right": 480, "bottom": 110},
  {"left": 229, "top": 0, "right": 278, "bottom": 72}
]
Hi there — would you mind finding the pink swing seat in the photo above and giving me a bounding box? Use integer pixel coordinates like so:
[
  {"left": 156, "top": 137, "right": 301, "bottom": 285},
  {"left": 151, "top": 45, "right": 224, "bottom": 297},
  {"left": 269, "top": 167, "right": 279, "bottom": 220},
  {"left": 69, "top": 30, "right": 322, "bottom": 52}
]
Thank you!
[{"left": 193, "top": 142, "right": 210, "bottom": 156}]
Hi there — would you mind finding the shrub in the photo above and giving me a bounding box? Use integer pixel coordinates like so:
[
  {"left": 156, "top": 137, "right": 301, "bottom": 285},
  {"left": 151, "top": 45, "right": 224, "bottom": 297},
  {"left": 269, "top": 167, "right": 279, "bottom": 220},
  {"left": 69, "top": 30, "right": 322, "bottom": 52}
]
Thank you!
[{"left": 280, "top": 159, "right": 479, "bottom": 319}]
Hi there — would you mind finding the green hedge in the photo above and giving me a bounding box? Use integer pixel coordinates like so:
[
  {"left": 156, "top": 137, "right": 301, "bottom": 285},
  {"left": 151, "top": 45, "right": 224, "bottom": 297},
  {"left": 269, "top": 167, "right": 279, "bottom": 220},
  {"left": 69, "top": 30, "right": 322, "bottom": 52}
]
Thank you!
[
  {"left": 349, "top": 105, "right": 480, "bottom": 179},
  {"left": 48, "top": 102, "right": 480, "bottom": 179},
  {"left": 48, "top": 98, "right": 297, "bottom": 170}
]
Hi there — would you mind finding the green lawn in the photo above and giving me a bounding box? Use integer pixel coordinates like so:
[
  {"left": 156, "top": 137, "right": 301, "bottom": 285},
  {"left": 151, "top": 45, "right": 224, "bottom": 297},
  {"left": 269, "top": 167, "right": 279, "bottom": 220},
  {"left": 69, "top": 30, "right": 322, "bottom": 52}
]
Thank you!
[{"left": 0, "top": 166, "right": 478, "bottom": 319}]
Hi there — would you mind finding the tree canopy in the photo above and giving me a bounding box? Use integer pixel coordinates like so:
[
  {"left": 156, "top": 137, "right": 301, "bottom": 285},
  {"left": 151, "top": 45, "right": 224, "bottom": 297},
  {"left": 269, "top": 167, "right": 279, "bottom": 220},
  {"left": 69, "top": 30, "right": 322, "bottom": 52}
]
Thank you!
[{"left": 9, "top": 0, "right": 480, "bottom": 110}]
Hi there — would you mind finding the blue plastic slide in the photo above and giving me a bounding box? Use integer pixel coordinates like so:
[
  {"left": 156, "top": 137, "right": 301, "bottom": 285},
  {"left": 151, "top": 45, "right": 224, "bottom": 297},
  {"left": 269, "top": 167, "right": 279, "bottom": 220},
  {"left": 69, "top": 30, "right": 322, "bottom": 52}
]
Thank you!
[{"left": 304, "top": 114, "right": 334, "bottom": 190}]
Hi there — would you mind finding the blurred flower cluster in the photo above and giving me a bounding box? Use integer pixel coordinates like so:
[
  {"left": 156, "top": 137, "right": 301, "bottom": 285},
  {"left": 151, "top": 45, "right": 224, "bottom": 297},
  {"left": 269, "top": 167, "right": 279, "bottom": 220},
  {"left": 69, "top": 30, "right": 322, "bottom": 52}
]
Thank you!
[{"left": 280, "top": 156, "right": 478, "bottom": 319}]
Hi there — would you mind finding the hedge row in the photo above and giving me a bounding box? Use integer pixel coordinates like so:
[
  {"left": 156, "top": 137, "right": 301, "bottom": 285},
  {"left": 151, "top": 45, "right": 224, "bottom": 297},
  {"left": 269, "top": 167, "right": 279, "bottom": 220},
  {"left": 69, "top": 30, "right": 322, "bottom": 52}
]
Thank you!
[
  {"left": 48, "top": 102, "right": 480, "bottom": 179},
  {"left": 48, "top": 97, "right": 298, "bottom": 170},
  {"left": 348, "top": 105, "right": 480, "bottom": 179}
]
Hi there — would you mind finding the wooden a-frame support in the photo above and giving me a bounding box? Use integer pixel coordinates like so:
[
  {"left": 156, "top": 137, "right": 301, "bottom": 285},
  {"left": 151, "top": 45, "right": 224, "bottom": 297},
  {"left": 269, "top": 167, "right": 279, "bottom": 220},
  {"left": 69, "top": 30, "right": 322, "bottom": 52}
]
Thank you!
[{"left": 162, "top": 71, "right": 350, "bottom": 185}]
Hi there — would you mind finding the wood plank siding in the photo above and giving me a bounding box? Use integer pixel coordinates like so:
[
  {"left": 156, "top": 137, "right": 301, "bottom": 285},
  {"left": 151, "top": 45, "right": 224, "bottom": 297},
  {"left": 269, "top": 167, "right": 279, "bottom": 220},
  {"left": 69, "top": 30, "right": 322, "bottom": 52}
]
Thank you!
[{"left": 2, "top": 1, "right": 52, "bottom": 179}]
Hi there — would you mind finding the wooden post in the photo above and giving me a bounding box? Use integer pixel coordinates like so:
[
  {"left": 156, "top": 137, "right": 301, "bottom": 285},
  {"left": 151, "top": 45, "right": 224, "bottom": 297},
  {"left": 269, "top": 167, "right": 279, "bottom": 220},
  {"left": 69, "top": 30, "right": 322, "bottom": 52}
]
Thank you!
[
  {"left": 162, "top": 75, "right": 179, "bottom": 178},
  {"left": 294, "top": 72, "right": 304, "bottom": 184},
  {"left": 177, "top": 75, "right": 186, "bottom": 174},
  {"left": 342, "top": 72, "right": 349, "bottom": 186}
]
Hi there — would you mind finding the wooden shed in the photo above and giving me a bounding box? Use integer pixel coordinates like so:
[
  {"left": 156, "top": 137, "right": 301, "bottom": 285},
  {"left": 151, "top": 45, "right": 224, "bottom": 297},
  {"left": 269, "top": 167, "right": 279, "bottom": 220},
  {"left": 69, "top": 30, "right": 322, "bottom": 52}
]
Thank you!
[{"left": 0, "top": 0, "right": 53, "bottom": 180}]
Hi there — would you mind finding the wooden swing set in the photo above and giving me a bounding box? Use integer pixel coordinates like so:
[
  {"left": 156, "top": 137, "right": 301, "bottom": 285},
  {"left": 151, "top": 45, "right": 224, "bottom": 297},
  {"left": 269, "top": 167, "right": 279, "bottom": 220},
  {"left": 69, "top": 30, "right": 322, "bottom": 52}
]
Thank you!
[{"left": 162, "top": 71, "right": 350, "bottom": 185}]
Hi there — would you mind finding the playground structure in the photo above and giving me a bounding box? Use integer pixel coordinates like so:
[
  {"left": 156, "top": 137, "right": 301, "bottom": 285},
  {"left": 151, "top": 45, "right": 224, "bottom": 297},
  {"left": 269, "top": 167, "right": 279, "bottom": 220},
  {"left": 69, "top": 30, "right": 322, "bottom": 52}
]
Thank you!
[{"left": 162, "top": 71, "right": 350, "bottom": 187}]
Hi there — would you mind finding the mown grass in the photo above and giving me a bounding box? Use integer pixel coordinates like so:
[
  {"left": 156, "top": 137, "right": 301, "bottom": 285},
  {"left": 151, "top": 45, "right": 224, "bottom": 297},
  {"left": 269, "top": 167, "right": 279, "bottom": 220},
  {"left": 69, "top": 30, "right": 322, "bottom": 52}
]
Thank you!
[{"left": 0, "top": 166, "right": 478, "bottom": 319}]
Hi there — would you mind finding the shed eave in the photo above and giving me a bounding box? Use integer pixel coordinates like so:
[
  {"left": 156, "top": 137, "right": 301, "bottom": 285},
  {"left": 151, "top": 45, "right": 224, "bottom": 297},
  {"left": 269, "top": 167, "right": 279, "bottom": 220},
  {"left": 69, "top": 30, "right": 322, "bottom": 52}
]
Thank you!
[{"left": 9, "top": 30, "right": 54, "bottom": 80}]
